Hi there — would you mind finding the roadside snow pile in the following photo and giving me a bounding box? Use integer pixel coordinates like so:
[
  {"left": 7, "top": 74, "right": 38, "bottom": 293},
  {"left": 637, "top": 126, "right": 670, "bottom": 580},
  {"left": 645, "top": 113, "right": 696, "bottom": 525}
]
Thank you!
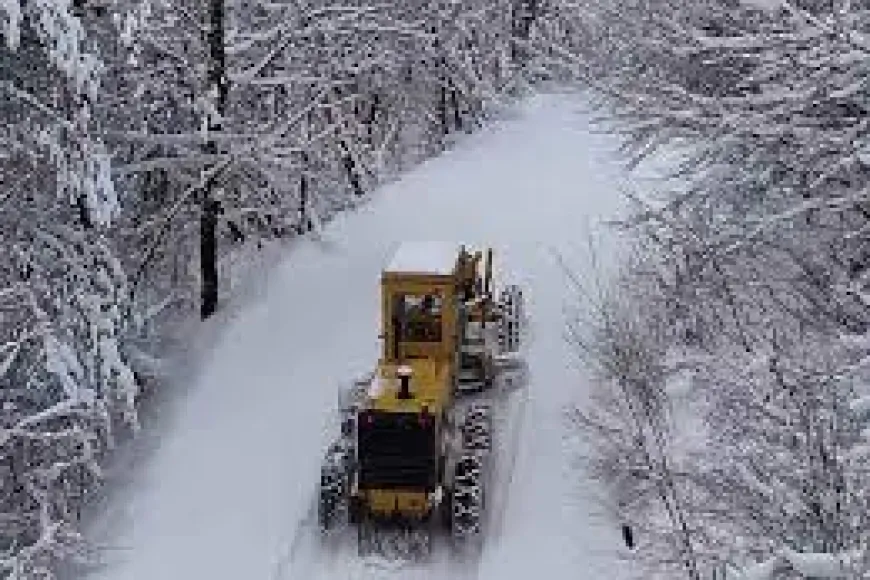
[{"left": 736, "top": 548, "right": 862, "bottom": 579}]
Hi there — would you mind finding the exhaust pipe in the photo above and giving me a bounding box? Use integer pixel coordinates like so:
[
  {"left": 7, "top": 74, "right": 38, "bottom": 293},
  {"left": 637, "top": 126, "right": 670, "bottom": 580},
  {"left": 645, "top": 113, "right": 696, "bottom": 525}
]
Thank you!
[{"left": 397, "top": 365, "right": 413, "bottom": 399}]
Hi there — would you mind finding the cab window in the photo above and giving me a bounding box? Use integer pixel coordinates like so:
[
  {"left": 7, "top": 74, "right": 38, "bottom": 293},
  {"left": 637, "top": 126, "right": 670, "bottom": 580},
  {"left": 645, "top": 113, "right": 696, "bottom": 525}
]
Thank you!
[{"left": 394, "top": 293, "right": 443, "bottom": 342}]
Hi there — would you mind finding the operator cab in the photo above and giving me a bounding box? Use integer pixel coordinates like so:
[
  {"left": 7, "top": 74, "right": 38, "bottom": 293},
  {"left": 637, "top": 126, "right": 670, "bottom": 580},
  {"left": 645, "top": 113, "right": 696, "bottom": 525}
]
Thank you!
[{"left": 380, "top": 242, "right": 462, "bottom": 364}]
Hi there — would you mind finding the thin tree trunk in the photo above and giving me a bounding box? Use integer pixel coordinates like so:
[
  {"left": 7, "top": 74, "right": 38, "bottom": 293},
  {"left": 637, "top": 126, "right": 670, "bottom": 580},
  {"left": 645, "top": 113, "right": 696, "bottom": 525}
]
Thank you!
[
  {"left": 299, "top": 150, "right": 311, "bottom": 234},
  {"left": 510, "top": 0, "right": 537, "bottom": 64},
  {"left": 201, "top": 0, "right": 228, "bottom": 319},
  {"left": 450, "top": 85, "right": 461, "bottom": 132},
  {"left": 440, "top": 83, "right": 449, "bottom": 136},
  {"left": 324, "top": 87, "right": 364, "bottom": 197}
]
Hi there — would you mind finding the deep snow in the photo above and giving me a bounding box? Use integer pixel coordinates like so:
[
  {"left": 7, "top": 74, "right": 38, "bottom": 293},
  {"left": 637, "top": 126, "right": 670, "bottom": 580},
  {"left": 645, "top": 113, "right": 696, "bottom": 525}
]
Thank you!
[{"left": 84, "top": 92, "right": 635, "bottom": 580}]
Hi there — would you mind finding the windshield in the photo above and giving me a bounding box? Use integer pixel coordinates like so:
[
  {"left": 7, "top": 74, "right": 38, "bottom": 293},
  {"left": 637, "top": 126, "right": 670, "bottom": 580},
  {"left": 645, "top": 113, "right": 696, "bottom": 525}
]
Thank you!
[{"left": 394, "top": 293, "right": 443, "bottom": 342}]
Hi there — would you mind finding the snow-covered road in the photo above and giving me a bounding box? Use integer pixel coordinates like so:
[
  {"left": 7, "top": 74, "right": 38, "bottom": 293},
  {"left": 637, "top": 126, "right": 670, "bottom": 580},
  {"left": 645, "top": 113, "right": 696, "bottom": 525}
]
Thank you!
[{"left": 86, "top": 92, "right": 633, "bottom": 580}]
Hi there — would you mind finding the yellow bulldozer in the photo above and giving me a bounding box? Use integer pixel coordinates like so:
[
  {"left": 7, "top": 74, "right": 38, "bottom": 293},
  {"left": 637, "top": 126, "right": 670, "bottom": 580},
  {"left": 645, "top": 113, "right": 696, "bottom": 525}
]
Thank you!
[{"left": 318, "top": 242, "right": 526, "bottom": 557}]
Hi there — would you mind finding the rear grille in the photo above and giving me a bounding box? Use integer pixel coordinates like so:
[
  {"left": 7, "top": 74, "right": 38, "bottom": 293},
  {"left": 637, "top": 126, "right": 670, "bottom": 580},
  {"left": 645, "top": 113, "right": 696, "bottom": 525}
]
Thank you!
[{"left": 358, "top": 412, "right": 437, "bottom": 489}]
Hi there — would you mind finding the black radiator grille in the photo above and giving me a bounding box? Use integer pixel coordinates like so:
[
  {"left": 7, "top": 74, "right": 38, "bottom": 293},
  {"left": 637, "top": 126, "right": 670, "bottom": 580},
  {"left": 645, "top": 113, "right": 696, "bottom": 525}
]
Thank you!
[{"left": 358, "top": 412, "right": 437, "bottom": 489}]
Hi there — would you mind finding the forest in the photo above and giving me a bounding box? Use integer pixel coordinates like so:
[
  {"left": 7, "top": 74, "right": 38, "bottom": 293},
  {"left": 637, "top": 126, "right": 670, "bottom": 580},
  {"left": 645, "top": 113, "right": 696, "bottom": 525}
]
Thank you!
[
  {"left": 566, "top": 1, "right": 870, "bottom": 578},
  {"left": 2, "top": 0, "right": 869, "bottom": 578}
]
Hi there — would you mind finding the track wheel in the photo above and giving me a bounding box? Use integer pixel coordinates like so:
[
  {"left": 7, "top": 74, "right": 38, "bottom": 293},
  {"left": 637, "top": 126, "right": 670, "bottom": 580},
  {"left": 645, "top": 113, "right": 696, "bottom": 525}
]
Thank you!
[
  {"left": 463, "top": 424, "right": 491, "bottom": 453},
  {"left": 466, "top": 402, "right": 492, "bottom": 427},
  {"left": 318, "top": 445, "right": 347, "bottom": 532},
  {"left": 462, "top": 404, "right": 493, "bottom": 453},
  {"left": 451, "top": 454, "right": 484, "bottom": 542},
  {"left": 497, "top": 284, "right": 525, "bottom": 353}
]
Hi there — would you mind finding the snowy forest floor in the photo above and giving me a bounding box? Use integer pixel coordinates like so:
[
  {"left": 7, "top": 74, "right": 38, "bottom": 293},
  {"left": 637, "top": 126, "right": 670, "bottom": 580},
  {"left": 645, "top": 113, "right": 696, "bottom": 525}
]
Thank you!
[{"left": 78, "top": 91, "right": 639, "bottom": 580}]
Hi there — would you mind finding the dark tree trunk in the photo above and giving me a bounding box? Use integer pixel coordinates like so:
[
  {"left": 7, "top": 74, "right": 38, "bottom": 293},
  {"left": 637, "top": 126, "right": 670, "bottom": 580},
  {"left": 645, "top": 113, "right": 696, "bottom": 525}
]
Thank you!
[
  {"left": 510, "top": 0, "right": 537, "bottom": 64},
  {"left": 201, "top": 0, "right": 228, "bottom": 319},
  {"left": 621, "top": 524, "right": 635, "bottom": 549},
  {"left": 440, "top": 83, "right": 449, "bottom": 136},
  {"left": 77, "top": 194, "right": 93, "bottom": 229},
  {"left": 299, "top": 150, "right": 311, "bottom": 234},
  {"left": 324, "top": 86, "right": 364, "bottom": 197},
  {"left": 366, "top": 94, "right": 379, "bottom": 143},
  {"left": 450, "top": 86, "right": 461, "bottom": 131},
  {"left": 200, "top": 195, "right": 219, "bottom": 318},
  {"left": 436, "top": 43, "right": 449, "bottom": 137},
  {"left": 340, "top": 142, "right": 363, "bottom": 197}
]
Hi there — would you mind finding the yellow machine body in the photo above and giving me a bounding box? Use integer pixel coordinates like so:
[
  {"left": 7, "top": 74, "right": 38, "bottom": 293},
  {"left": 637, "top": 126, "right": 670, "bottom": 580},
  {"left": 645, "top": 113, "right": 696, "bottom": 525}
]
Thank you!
[
  {"left": 353, "top": 243, "right": 495, "bottom": 523},
  {"left": 363, "top": 488, "right": 431, "bottom": 520}
]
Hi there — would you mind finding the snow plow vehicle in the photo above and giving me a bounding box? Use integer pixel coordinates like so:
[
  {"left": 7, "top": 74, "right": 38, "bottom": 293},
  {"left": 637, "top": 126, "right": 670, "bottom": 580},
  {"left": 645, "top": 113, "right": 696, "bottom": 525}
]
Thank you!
[{"left": 317, "top": 242, "right": 527, "bottom": 559}]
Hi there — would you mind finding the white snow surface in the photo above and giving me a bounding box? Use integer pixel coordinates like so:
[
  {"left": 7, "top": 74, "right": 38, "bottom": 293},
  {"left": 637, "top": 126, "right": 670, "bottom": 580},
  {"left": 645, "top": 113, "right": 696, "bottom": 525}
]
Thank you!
[
  {"left": 385, "top": 241, "right": 461, "bottom": 275},
  {"left": 84, "top": 92, "right": 635, "bottom": 580}
]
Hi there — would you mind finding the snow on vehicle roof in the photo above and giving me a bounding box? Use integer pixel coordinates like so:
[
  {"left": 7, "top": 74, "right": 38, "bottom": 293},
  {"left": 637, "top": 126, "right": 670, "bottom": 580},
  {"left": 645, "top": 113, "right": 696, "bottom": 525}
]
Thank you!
[{"left": 385, "top": 242, "right": 460, "bottom": 275}]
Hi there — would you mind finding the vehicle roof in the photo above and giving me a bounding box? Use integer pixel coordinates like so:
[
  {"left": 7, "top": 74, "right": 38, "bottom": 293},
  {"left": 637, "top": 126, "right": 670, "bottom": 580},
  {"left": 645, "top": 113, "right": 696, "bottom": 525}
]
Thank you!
[{"left": 384, "top": 242, "right": 460, "bottom": 276}]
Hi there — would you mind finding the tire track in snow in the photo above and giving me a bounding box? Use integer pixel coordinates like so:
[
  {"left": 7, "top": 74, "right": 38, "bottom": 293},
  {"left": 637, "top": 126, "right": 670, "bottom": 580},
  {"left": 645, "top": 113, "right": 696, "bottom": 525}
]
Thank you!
[
  {"left": 270, "top": 490, "right": 317, "bottom": 580},
  {"left": 485, "top": 373, "right": 530, "bottom": 549}
]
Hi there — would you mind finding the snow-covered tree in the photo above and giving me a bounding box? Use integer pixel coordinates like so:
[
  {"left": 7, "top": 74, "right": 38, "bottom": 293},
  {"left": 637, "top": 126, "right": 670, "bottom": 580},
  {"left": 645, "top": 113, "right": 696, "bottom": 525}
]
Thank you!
[
  {"left": 93, "top": 0, "right": 542, "bottom": 320},
  {"left": 562, "top": 2, "right": 870, "bottom": 578},
  {"left": 565, "top": 250, "right": 706, "bottom": 580},
  {"left": 0, "top": 2, "right": 143, "bottom": 577}
]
